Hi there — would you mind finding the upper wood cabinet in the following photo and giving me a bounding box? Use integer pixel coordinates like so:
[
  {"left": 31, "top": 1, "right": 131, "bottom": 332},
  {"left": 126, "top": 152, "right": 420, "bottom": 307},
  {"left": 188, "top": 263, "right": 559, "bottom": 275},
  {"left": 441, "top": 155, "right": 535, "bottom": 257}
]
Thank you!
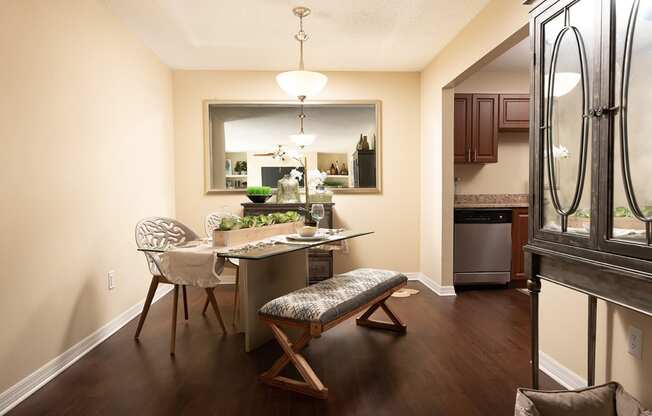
[
  {"left": 454, "top": 93, "right": 498, "bottom": 164},
  {"left": 472, "top": 94, "right": 499, "bottom": 163},
  {"left": 455, "top": 93, "right": 528, "bottom": 164},
  {"left": 499, "top": 94, "right": 530, "bottom": 131},
  {"left": 454, "top": 94, "right": 473, "bottom": 163}
]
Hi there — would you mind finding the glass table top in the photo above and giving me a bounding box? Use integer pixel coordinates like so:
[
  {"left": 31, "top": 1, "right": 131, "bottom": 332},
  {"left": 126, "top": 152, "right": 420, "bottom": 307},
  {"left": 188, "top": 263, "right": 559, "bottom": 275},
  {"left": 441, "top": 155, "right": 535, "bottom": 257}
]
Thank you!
[{"left": 137, "top": 230, "right": 373, "bottom": 260}]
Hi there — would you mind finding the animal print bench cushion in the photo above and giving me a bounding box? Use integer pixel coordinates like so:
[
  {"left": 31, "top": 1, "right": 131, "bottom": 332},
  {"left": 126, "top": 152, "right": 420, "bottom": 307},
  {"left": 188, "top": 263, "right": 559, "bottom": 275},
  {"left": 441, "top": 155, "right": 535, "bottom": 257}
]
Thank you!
[{"left": 258, "top": 268, "right": 407, "bottom": 324}]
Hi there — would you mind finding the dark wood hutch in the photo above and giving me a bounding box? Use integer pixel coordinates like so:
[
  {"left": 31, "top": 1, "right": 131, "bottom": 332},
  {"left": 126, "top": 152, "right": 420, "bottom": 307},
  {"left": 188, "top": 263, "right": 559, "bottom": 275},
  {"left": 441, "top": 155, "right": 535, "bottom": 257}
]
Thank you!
[{"left": 527, "top": 0, "right": 652, "bottom": 388}]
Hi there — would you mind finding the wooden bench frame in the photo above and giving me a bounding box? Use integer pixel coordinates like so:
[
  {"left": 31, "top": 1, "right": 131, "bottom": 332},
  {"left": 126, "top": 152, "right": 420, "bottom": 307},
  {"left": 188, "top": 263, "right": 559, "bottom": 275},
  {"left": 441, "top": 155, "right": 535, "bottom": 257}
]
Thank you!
[{"left": 258, "top": 282, "right": 407, "bottom": 399}]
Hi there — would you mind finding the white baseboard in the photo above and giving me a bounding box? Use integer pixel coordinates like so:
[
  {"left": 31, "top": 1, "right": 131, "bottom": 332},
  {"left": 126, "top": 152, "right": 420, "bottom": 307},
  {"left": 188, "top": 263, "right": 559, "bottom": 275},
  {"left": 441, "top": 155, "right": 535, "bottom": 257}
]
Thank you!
[
  {"left": 538, "top": 350, "right": 586, "bottom": 390},
  {"left": 0, "top": 285, "right": 173, "bottom": 416},
  {"left": 406, "top": 272, "right": 457, "bottom": 296}
]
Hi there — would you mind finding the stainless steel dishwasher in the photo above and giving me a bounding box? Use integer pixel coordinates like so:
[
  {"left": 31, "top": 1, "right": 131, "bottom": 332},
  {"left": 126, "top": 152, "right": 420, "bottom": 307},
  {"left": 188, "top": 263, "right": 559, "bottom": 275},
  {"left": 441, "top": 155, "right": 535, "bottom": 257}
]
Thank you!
[{"left": 454, "top": 209, "right": 512, "bottom": 285}]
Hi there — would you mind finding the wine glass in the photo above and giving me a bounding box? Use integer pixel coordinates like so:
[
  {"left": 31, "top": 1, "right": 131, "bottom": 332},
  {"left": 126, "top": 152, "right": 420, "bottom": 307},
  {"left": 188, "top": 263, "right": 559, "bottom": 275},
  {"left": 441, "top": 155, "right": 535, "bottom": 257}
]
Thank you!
[{"left": 311, "top": 204, "right": 325, "bottom": 229}]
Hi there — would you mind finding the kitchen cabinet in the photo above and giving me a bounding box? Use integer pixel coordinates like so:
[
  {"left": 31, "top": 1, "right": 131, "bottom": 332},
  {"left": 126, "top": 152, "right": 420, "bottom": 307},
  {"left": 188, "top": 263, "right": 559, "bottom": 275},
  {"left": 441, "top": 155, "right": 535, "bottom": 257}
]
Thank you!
[
  {"left": 472, "top": 94, "right": 499, "bottom": 163},
  {"left": 499, "top": 94, "right": 529, "bottom": 131},
  {"left": 453, "top": 93, "right": 498, "bottom": 163},
  {"left": 527, "top": 0, "right": 652, "bottom": 388},
  {"left": 511, "top": 207, "right": 528, "bottom": 281},
  {"left": 455, "top": 93, "right": 529, "bottom": 164},
  {"left": 454, "top": 94, "right": 473, "bottom": 163}
]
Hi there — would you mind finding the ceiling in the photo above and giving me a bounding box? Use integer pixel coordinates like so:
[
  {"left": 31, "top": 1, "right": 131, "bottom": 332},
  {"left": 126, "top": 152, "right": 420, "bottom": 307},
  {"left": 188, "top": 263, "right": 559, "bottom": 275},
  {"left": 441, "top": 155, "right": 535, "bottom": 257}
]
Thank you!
[
  {"left": 481, "top": 37, "right": 530, "bottom": 72},
  {"left": 106, "top": 0, "right": 490, "bottom": 71}
]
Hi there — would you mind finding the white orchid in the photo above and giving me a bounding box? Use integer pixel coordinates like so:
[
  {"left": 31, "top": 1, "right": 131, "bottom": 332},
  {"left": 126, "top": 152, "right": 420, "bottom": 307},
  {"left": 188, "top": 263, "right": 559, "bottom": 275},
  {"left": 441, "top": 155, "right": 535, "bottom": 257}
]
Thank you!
[
  {"left": 308, "top": 169, "right": 327, "bottom": 190},
  {"left": 290, "top": 168, "right": 303, "bottom": 181}
]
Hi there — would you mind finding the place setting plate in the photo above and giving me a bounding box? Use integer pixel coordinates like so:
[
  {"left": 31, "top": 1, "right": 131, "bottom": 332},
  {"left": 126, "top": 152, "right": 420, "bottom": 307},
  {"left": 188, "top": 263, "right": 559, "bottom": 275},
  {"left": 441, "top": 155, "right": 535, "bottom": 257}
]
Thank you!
[{"left": 285, "top": 233, "right": 330, "bottom": 242}]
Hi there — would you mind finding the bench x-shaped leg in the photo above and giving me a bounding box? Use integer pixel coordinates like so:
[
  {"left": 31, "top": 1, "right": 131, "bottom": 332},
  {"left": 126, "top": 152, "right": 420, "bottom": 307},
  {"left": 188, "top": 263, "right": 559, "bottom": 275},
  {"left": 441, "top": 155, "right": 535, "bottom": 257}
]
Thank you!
[
  {"left": 356, "top": 297, "right": 407, "bottom": 333},
  {"left": 259, "top": 323, "right": 328, "bottom": 399}
]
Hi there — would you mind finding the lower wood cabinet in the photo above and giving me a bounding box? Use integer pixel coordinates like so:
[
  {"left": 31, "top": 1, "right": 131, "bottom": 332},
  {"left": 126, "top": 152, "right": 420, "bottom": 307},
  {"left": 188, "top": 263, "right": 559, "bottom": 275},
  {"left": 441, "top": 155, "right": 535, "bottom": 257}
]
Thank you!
[
  {"left": 242, "top": 202, "right": 334, "bottom": 284},
  {"left": 511, "top": 207, "right": 529, "bottom": 281}
]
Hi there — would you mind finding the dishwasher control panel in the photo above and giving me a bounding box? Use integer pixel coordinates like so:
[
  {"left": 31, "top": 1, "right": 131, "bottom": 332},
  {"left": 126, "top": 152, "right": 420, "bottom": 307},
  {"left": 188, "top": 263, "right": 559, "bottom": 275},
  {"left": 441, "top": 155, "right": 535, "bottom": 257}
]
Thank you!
[{"left": 454, "top": 209, "right": 512, "bottom": 224}]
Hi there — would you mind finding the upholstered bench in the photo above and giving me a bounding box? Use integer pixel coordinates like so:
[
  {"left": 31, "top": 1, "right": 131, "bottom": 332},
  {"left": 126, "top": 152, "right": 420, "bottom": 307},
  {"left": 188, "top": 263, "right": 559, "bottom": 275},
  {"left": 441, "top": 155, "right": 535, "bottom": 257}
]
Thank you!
[{"left": 258, "top": 268, "right": 408, "bottom": 399}]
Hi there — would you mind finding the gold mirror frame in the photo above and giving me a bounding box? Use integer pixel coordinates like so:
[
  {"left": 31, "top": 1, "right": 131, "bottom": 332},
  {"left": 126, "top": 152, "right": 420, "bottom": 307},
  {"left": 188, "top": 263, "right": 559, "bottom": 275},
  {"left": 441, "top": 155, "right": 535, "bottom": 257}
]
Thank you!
[{"left": 203, "top": 100, "right": 382, "bottom": 195}]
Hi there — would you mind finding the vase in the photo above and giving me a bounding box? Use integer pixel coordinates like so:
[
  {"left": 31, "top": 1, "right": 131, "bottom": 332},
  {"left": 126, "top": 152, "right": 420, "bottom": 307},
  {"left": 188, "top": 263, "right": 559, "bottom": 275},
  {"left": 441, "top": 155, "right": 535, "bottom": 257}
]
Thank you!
[
  {"left": 308, "top": 185, "right": 333, "bottom": 203},
  {"left": 276, "top": 174, "right": 301, "bottom": 203}
]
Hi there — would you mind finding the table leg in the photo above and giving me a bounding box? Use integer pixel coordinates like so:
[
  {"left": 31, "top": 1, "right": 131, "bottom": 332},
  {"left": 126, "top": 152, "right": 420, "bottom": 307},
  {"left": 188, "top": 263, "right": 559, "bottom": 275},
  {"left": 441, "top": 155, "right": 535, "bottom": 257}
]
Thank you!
[{"left": 238, "top": 250, "right": 309, "bottom": 352}]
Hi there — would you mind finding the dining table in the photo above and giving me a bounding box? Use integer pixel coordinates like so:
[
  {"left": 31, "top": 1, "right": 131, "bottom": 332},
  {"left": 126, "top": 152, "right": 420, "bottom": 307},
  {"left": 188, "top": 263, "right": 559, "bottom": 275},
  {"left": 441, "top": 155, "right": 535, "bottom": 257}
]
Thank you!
[{"left": 138, "top": 229, "right": 373, "bottom": 352}]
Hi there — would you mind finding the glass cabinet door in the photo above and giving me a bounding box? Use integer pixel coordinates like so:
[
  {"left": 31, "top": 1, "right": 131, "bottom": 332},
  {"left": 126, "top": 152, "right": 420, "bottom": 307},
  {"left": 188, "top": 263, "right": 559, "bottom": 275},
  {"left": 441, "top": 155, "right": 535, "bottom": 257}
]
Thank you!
[
  {"left": 603, "top": 0, "right": 652, "bottom": 256},
  {"left": 536, "top": 0, "right": 599, "bottom": 241}
]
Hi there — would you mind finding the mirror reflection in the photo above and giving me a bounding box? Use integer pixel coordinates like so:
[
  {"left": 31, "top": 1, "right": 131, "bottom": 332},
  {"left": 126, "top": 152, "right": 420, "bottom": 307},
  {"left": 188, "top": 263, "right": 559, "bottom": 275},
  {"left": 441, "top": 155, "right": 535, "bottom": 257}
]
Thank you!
[{"left": 206, "top": 102, "right": 380, "bottom": 193}]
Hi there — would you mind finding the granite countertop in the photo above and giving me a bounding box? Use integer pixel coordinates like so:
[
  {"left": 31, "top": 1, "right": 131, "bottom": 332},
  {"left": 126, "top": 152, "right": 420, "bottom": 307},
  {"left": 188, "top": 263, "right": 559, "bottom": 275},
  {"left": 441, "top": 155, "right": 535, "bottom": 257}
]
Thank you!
[{"left": 454, "top": 194, "right": 529, "bottom": 208}]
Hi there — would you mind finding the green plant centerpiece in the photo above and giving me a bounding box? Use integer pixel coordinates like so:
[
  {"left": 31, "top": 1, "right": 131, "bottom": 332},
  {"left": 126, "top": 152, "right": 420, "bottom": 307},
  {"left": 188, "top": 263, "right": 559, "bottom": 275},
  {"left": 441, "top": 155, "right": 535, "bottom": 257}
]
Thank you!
[
  {"left": 246, "top": 186, "right": 273, "bottom": 203},
  {"left": 218, "top": 211, "right": 301, "bottom": 231}
]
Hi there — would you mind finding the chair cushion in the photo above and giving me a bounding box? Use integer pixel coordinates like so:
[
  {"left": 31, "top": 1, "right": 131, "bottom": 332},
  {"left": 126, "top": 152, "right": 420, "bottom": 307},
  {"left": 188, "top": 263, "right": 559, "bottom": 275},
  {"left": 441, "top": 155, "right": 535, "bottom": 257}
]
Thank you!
[{"left": 258, "top": 268, "right": 407, "bottom": 324}]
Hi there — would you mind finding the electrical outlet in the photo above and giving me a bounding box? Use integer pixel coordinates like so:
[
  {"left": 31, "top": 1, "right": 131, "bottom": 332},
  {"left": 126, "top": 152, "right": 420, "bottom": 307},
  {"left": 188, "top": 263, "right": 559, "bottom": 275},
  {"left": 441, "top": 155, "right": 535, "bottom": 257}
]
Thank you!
[
  {"left": 627, "top": 326, "right": 643, "bottom": 360},
  {"left": 108, "top": 270, "right": 116, "bottom": 290}
]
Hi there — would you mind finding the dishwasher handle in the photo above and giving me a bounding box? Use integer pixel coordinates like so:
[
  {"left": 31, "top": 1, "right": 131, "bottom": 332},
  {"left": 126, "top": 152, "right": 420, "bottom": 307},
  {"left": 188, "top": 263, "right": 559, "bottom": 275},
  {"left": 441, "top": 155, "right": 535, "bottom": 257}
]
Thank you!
[{"left": 454, "top": 209, "right": 512, "bottom": 224}]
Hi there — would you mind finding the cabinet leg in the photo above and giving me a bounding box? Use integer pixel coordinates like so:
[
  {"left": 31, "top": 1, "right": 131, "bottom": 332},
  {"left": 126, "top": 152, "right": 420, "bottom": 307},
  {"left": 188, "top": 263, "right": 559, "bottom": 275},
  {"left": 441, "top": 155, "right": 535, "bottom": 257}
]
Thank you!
[
  {"left": 528, "top": 276, "right": 541, "bottom": 389},
  {"left": 588, "top": 295, "right": 597, "bottom": 386}
]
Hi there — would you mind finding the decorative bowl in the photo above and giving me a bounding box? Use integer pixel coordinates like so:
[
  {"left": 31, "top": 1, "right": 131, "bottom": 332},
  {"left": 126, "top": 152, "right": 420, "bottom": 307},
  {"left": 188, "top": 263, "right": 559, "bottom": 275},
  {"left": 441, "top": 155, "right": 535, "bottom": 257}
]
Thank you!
[
  {"left": 298, "top": 226, "right": 317, "bottom": 237},
  {"left": 246, "top": 194, "right": 272, "bottom": 203}
]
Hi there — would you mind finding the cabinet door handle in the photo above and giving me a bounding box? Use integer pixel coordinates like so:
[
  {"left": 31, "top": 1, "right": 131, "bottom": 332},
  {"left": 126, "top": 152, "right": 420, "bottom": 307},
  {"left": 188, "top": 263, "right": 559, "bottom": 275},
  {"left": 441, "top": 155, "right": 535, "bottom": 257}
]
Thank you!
[{"left": 467, "top": 146, "right": 471, "bottom": 162}]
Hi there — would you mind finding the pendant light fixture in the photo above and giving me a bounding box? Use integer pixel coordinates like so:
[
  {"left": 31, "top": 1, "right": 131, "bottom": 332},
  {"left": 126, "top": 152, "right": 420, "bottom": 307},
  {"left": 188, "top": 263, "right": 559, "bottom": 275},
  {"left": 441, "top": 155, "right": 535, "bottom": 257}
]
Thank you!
[
  {"left": 290, "top": 103, "right": 316, "bottom": 147},
  {"left": 276, "top": 7, "right": 328, "bottom": 100}
]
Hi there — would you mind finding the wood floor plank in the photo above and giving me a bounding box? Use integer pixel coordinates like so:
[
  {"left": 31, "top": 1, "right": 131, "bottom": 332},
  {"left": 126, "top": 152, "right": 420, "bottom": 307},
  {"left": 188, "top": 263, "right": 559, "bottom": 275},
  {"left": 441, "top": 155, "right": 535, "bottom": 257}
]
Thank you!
[{"left": 8, "top": 282, "right": 560, "bottom": 416}]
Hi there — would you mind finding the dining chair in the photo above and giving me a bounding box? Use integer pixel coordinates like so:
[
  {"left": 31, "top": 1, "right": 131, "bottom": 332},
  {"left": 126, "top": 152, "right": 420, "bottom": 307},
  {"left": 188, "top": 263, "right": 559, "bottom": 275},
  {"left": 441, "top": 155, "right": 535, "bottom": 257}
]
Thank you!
[
  {"left": 134, "top": 217, "right": 227, "bottom": 354},
  {"left": 203, "top": 212, "right": 241, "bottom": 326}
]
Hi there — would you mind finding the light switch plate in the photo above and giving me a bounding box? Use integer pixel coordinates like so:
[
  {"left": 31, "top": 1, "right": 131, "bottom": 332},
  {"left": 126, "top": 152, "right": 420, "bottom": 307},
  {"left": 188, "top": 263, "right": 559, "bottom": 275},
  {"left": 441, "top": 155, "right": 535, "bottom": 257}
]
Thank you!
[
  {"left": 627, "top": 326, "right": 643, "bottom": 360},
  {"left": 108, "top": 270, "right": 116, "bottom": 290}
]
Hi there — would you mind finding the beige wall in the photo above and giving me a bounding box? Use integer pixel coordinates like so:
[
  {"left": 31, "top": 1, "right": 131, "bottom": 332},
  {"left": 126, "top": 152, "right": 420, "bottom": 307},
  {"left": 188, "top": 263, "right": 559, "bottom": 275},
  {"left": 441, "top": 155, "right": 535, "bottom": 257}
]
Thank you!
[
  {"left": 0, "top": 0, "right": 175, "bottom": 393},
  {"left": 420, "top": 0, "right": 529, "bottom": 287},
  {"left": 541, "top": 283, "right": 652, "bottom": 407},
  {"left": 172, "top": 71, "right": 421, "bottom": 275},
  {"left": 454, "top": 71, "right": 530, "bottom": 195}
]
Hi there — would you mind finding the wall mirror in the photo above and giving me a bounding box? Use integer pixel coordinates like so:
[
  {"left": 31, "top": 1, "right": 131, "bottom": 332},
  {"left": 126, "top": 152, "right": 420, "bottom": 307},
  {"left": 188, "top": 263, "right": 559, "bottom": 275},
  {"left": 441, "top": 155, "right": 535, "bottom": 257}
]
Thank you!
[{"left": 203, "top": 101, "right": 381, "bottom": 194}]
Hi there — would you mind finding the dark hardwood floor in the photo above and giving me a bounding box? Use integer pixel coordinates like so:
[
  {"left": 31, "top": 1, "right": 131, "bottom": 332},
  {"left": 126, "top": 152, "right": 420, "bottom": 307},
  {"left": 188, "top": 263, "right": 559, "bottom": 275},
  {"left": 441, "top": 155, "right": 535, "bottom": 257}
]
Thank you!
[{"left": 9, "top": 282, "right": 559, "bottom": 416}]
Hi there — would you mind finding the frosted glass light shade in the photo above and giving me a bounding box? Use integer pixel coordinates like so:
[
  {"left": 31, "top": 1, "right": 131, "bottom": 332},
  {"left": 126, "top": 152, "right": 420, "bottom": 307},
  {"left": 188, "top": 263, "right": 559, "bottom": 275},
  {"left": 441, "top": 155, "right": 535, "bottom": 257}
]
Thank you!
[
  {"left": 290, "top": 133, "right": 316, "bottom": 147},
  {"left": 551, "top": 72, "right": 581, "bottom": 97},
  {"left": 276, "top": 70, "right": 328, "bottom": 98}
]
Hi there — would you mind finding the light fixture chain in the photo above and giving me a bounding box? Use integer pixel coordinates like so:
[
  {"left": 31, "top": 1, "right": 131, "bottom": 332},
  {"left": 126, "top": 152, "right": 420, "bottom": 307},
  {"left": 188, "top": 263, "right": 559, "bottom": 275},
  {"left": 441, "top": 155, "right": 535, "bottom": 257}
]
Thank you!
[
  {"left": 298, "top": 98, "right": 306, "bottom": 133},
  {"left": 297, "top": 14, "right": 306, "bottom": 70}
]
